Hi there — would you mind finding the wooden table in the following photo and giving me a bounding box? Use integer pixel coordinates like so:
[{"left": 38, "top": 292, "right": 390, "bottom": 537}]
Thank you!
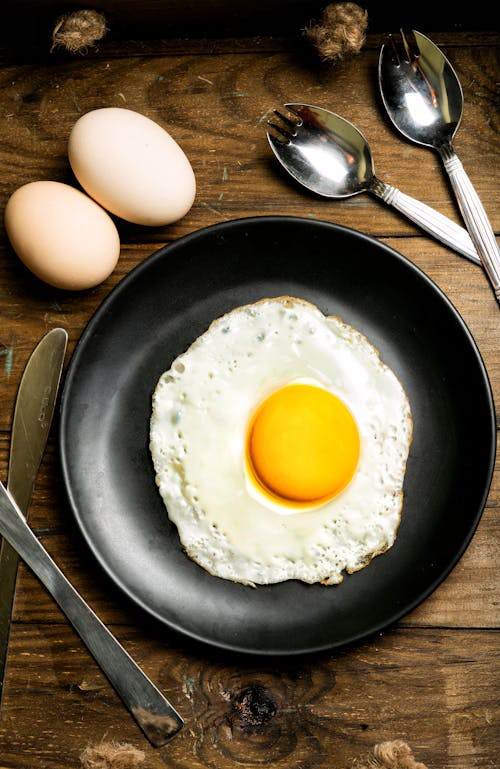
[{"left": 0, "top": 15, "right": 498, "bottom": 769}]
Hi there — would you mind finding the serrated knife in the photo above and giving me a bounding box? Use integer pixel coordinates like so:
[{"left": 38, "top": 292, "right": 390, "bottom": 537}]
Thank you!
[{"left": 0, "top": 327, "right": 67, "bottom": 708}]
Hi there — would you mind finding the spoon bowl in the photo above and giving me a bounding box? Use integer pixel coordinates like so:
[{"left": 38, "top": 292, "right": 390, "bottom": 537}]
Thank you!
[
  {"left": 268, "top": 105, "right": 375, "bottom": 199},
  {"left": 378, "top": 30, "right": 500, "bottom": 302},
  {"left": 267, "top": 103, "right": 479, "bottom": 264},
  {"left": 379, "top": 30, "right": 463, "bottom": 150}
]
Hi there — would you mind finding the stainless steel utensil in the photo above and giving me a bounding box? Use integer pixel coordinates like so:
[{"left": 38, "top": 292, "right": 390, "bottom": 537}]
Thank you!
[
  {"left": 0, "top": 327, "right": 67, "bottom": 708},
  {"left": 0, "top": 481, "right": 184, "bottom": 746},
  {"left": 378, "top": 29, "right": 500, "bottom": 302},
  {"left": 267, "top": 103, "right": 481, "bottom": 265}
]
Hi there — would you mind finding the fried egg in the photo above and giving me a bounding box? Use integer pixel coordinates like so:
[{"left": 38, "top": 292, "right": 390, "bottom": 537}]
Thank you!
[{"left": 149, "top": 297, "right": 412, "bottom": 586}]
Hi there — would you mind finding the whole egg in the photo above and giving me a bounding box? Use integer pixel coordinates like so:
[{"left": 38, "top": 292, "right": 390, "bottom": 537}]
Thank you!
[
  {"left": 68, "top": 107, "right": 196, "bottom": 226},
  {"left": 4, "top": 181, "right": 120, "bottom": 290}
]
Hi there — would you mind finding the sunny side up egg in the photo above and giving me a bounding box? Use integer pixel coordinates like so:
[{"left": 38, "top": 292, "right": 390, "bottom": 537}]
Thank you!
[{"left": 149, "top": 297, "right": 413, "bottom": 586}]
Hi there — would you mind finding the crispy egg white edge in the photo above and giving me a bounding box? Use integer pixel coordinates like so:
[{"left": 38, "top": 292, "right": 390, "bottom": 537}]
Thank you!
[{"left": 149, "top": 296, "right": 413, "bottom": 587}]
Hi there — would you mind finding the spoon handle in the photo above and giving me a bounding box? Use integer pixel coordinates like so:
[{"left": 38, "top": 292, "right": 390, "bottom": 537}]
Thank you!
[
  {"left": 439, "top": 148, "right": 500, "bottom": 302},
  {"left": 0, "top": 481, "right": 183, "bottom": 747},
  {"left": 372, "top": 180, "right": 481, "bottom": 266}
]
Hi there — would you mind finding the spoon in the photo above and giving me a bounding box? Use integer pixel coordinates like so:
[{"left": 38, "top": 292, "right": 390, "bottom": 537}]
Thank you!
[
  {"left": 267, "top": 103, "right": 480, "bottom": 266},
  {"left": 378, "top": 30, "right": 500, "bottom": 303}
]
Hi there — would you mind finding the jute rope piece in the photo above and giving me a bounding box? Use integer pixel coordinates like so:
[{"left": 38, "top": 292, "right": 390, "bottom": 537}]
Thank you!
[
  {"left": 79, "top": 738, "right": 429, "bottom": 768},
  {"left": 305, "top": 2, "right": 369, "bottom": 62}
]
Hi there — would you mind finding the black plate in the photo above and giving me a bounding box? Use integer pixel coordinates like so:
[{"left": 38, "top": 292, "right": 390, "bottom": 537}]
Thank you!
[{"left": 59, "top": 216, "right": 496, "bottom": 656}]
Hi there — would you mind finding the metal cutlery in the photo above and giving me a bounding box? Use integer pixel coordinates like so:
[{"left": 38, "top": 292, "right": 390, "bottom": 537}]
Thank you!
[
  {"left": 0, "top": 481, "right": 184, "bottom": 746},
  {"left": 0, "top": 327, "right": 67, "bottom": 707},
  {"left": 267, "top": 103, "right": 481, "bottom": 266},
  {"left": 0, "top": 330, "right": 183, "bottom": 744},
  {"left": 378, "top": 29, "right": 500, "bottom": 302}
]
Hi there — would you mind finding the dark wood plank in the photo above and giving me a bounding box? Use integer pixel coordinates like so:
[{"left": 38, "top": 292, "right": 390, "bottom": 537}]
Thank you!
[
  {"left": 0, "top": 27, "right": 498, "bottom": 769},
  {"left": 0, "top": 43, "right": 497, "bottom": 236},
  {"left": 2, "top": 1, "right": 498, "bottom": 51},
  {"left": 0, "top": 623, "right": 497, "bottom": 768}
]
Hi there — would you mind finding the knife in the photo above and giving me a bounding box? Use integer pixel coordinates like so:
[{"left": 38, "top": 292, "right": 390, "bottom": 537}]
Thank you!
[
  {"left": 0, "top": 327, "right": 68, "bottom": 707},
  {"left": 0, "top": 481, "right": 184, "bottom": 745}
]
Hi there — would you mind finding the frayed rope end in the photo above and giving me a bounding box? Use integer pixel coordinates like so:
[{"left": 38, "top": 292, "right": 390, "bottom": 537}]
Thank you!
[
  {"left": 304, "top": 2, "right": 368, "bottom": 63},
  {"left": 51, "top": 9, "right": 108, "bottom": 54},
  {"left": 80, "top": 740, "right": 146, "bottom": 769},
  {"left": 353, "top": 739, "right": 429, "bottom": 769}
]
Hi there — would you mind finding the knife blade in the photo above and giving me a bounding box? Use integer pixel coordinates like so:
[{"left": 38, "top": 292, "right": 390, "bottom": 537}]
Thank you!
[{"left": 0, "top": 327, "right": 67, "bottom": 706}]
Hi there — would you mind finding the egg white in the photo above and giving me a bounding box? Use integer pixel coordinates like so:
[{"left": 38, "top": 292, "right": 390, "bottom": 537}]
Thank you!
[{"left": 149, "top": 297, "right": 413, "bottom": 586}]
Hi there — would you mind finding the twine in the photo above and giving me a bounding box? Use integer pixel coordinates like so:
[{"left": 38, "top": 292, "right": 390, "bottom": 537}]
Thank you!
[
  {"left": 305, "top": 2, "right": 368, "bottom": 62},
  {"left": 79, "top": 738, "right": 428, "bottom": 768},
  {"left": 51, "top": 9, "right": 108, "bottom": 54}
]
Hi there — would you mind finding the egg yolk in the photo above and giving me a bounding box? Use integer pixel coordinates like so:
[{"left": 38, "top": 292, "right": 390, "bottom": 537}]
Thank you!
[{"left": 246, "top": 383, "right": 360, "bottom": 506}]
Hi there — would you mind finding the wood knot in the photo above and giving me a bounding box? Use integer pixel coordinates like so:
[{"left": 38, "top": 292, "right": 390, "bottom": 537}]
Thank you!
[{"left": 229, "top": 685, "right": 277, "bottom": 730}]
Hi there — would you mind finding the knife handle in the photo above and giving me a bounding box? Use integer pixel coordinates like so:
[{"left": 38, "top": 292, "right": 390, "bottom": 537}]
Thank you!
[{"left": 0, "top": 483, "right": 183, "bottom": 746}]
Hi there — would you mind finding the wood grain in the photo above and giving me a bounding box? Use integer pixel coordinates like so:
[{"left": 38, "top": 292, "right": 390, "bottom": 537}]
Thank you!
[
  {"left": 0, "top": 27, "right": 498, "bottom": 768},
  {"left": 0, "top": 624, "right": 497, "bottom": 768}
]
